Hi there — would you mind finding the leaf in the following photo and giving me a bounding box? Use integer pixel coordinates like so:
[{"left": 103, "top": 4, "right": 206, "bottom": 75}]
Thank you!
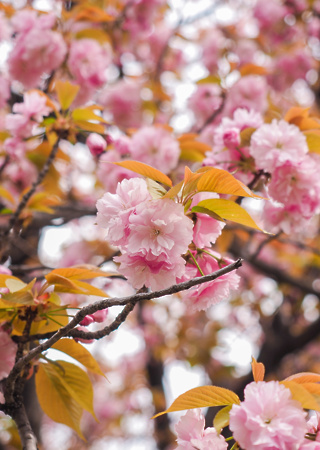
[
  {"left": 281, "top": 381, "right": 320, "bottom": 411},
  {"left": 36, "top": 361, "right": 90, "bottom": 438},
  {"left": 46, "top": 274, "right": 108, "bottom": 297},
  {"left": 251, "top": 358, "right": 265, "bottom": 382},
  {"left": 192, "top": 199, "right": 265, "bottom": 231},
  {"left": 55, "top": 80, "right": 80, "bottom": 110},
  {"left": 196, "top": 168, "right": 263, "bottom": 198},
  {"left": 1, "top": 291, "right": 35, "bottom": 306},
  {"left": 73, "top": 120, "right": 105, "bottom": 134},
  {"left": 113, "top": 161, "right": 172, "bottom": 187},
  {"left": 214, "top": 405, "right": 232, "bottom": 434},
  {"left": 304, "top": 130, "right": 320, "bottom": 153},
  {"left": 0, "top": 274, "right": 22, "bottom": 288},
  {"left": 239, "top": 63, "right": 268, "bottom": 76},
  {"left": 72, "top": 108, "right": 108, "bottom": 123},
  {"left": 284, "top": 372, "right": 320, "bottom": 384},
  {"left": 5, "top": 279, "right": 27, "bottom": 292},
  {"left": 196, "top": 75, "right": 221, "bottom": 84},
  {"left": 73, "top": 5, "right": 114, "bottom": 22},
  {"left": 47, "top": 266, "right": 112, "bottom": 281},
  {"left": 239, "top": 127, "right": 256, "bottom": 147},
  {"left": 0, "top": 186, "right": 15, "bottom": 205},
  {"left": 75, "top": 28, "right": 111, "bottom": 44},
  {"left": 152, "top": 386, "right": 240, "bottom": 419},
  {"left": 52, "top": 339, "right": 105, "bottom": 377},
  {"left": 162, "top": 180, "right": 184, "bottom": 199}
]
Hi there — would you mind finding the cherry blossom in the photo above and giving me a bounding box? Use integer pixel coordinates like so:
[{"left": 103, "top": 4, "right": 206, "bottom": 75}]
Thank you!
[
  {"left": 0, "top": 330, "right": 18, "bottom": 381},
  {"left": 250, "top": 119, "right": 308, "bottom": 172},
  {"left": 175, "top": 409, "right": 227, "bottom": 450},
  {"left": 229, "top": 381, "right": 308, "bottom": 450}
]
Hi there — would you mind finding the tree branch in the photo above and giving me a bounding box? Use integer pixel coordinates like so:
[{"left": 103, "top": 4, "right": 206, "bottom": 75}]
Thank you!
[
  {"left": 8, "top": 404, "right": 38, "bottom": 450},
  {"left": 4, "top": 258, "right": 243, "bottom": 400}
]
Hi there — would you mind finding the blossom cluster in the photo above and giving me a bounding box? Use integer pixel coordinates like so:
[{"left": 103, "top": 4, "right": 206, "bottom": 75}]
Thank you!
[{"left": 175, "top": 381, "right": 320, "bottom": 450}]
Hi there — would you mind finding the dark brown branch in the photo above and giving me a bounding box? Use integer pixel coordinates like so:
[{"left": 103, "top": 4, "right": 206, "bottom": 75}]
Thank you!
[
  {"left": 6, "top": 403, "right": 38, "bottom": 450},
  {"left": 5, "top": 258, "right": 242, "bottom": 400}
]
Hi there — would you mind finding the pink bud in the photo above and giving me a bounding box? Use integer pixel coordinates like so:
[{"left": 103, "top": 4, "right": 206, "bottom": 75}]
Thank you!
[
  {"left": 91, "top": 308, "right": 108, "bottom": 323},
  {"left": 86, "top": 133, "right": 107, "bottom": 156},
  {"left": 79, "top": 315, "right": 95, "bottom": 326}
]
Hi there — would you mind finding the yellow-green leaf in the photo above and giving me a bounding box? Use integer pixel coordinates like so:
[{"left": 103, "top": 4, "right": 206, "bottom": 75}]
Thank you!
[
  {"left": 213, "top": 405, "right": 232, "bottom": 434},
  {"left": 52, "top": 339, "right": 105, "bottom": 377},
  {"left": 113, "top": 161, "right": 172, "bottom": 187},
  {"left": 5, "top": 279, "right": 27, "bottom": 293},
  {"left": 73, "top": 120, "right": 105, "bottom": 134},
  {"left": 0, "top": 274, "right": 22, "bottom": 288},
  {"left": 36, "top": 362, "right": 85, "bottom": 438},
  {"left": 55, "top": 80, "right": 80, "bottom": 110},
  {"left": 240, "top": 127, "right": 256, "bottom": 147},
  {"left": 281, "top": 381, "right": 320, "bottom": 411},
  {"left": 197, "top": 168, "right": 263, "bottom": 198},
  {"left": 196, "top": 75, "right": 221, "bottom": 84},
  {"left": 0, "top": 186, "right": 15, "bottom": 205},
  {"left": 72, "top": 108, "right": 107, "bottom": 123},
  {"left": 152, "top": 386, "right": 240, "bottom": 419},
  {"left": 192, "top": 199, "right": 265, "bottom": 231},
  {"left": 0, "top": 290, "right": 35, "bottom": 306},
  {"left": 162, "top": 180, "right": 184, "bottom": 199},
  {"left": 251, "top": 357, "right": 265, "bottom": 382}
]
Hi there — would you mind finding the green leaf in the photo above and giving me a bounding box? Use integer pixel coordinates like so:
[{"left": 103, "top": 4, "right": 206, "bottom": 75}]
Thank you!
[
  {"left": 152, "top": 386, "right": 240, "bottom": 419},
  {"left": 55, "top": 80, "right": 80, "bottom": 110},
  {"left": 52, "top": 339, "right": 106, "bottom": 377},
  {"left": 213, "top": 405, "right": 232, "bottom": 434},
  {"left": 192, "top": 199, "right": 265, "bottom": 231},
  {"left": 196, "top": 167, "right": 263, "bottom": 198},
  {"left": 113, "top": 161, "right": 172, "bottom": 187}
]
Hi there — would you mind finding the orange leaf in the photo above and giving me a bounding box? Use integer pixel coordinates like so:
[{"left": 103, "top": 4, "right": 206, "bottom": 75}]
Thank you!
[
  {"left": 239, "top": 63, "right": 268, "bottom": 76},
  {"left": 281, "top": 381, "right": 320, "bottom": 411},
  {"left": 251, "top": 358, "right": 265, "bottom": 382},
  {"left": 284, "top": 372, "right": 320, "bottom": 384},
  {"left": 197, "top": 168, "right": 263, "bottom": 198},
  {"left": 55, "top": 80, "right": 80, "bottom": 110},
  {"left": 113, "top": 161, "right": 172, "bottom": 187}
]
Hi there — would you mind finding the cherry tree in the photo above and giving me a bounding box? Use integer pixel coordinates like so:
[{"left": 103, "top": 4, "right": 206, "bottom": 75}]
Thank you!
[{"left": 1, "top": 0, "right": 320, "bottom": 449}]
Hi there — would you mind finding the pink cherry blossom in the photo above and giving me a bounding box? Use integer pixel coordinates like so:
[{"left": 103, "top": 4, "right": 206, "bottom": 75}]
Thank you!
[
  {"left": 202, "top": 29, "right": 225, "bottom": 73},
  {"left": 96, "top": 177, "right": 152, "bottom": 247},
  {"left": 182, "top": 251, "right": 240, "bottom": 311},
  {"left": 129, "top": 126, "right": 180, "bottom": 174},
  {"left": 250, "top": 119, "right": 308, "bottom": 172},
  {"left": 267, "top": 157, "right": 320, "bottom": 219},
  {"left": 253, "top": 0, "right": 286, "bottom": 30},
  {"left": 188, "top": 84, "right": 223, "bottom": 128},
  {"left": 13, "top": 91, "right": 52, "bottom": 122},
  {"left": 100, "top": 80, "right": 143, "bottom": 129},
  {"left": 11, "top": 10, "right": 56, "bottom": 35},
  {"left": 97, "top": 148, "right": 137, "bottom": 193},
  {"left": 86, "top": 133, "right": 107, "bottom": 157},
  {"left": 0, "top": 11, "right": 11, "bottom": 41},
  {"left": 175, "top": 409, "right": 227, "bottom": 450},
  {"left": 8, "top": 28, "right": 67, "bottom": 88},
  {"left": 224, "top": 76, "right": 268, "bottom": 116},
  {"left": 126, "top": 199, "right": 193, "bottom": 257},
  {"left": 229, "top": 381, "right": 307, "bottom": 450},
  {"left": 0, "top": 330, "right": 18, "bottom": 380},
  {"left": 114, "top": 250, "right": 187, "bottom": 291},
  {"left": 67, "top": 39, "right": 109, "bottom": 89},
  {"left": 262, "top": 201, "right": 319, "bottom": 237},
  {"left": 0, "top": 75, "right": 10, "bottom": 110}
]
